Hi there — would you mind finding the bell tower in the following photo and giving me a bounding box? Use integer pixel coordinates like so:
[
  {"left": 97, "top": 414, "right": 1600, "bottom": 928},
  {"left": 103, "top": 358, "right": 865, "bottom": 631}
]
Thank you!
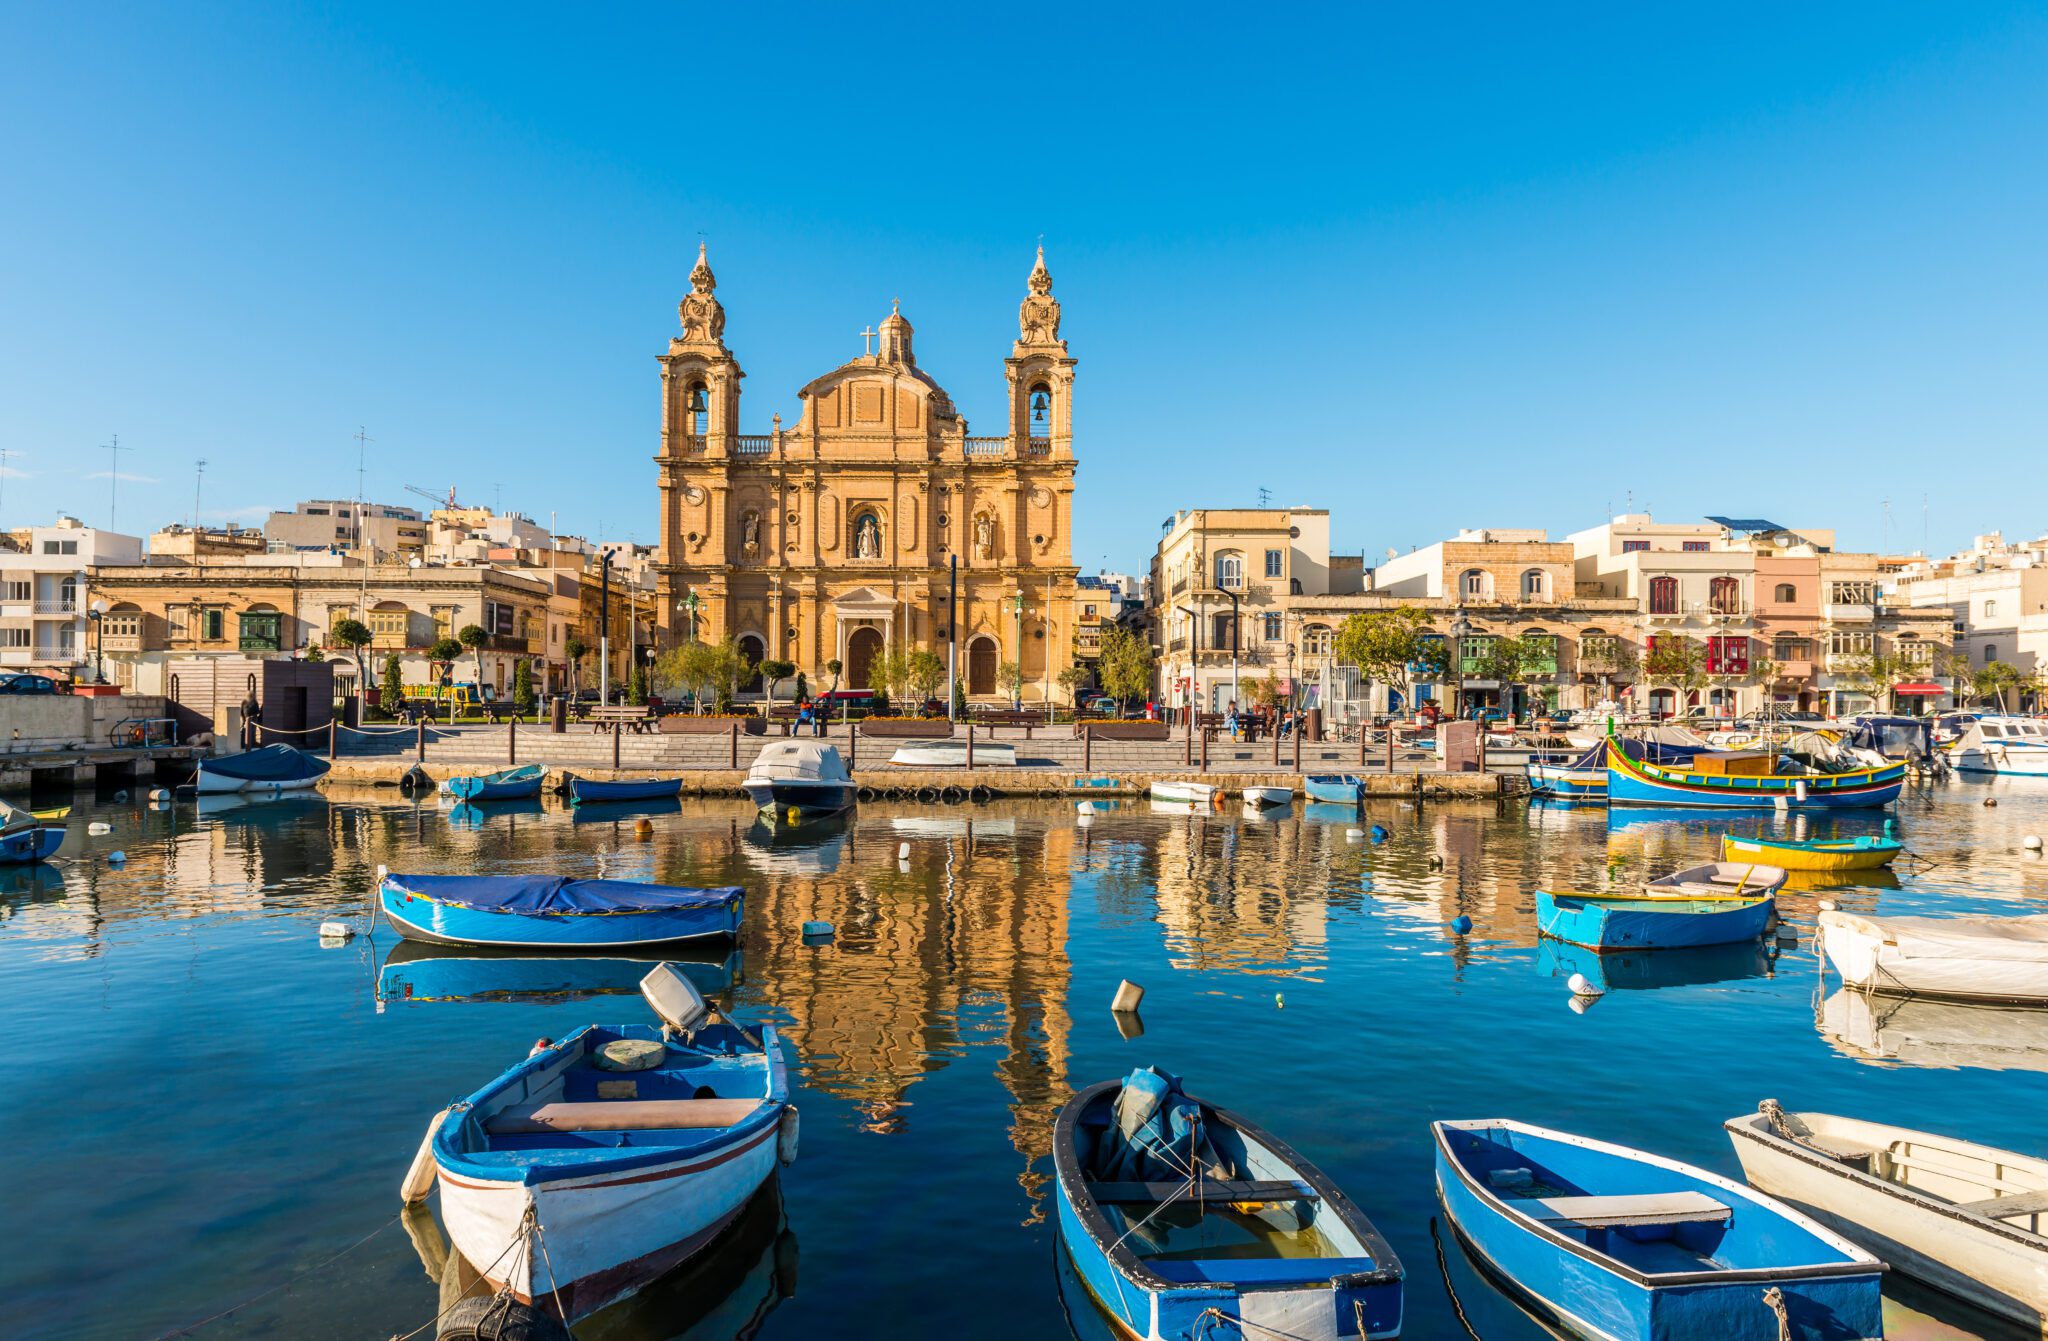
[
  {"left": 1005, "top": 245, "right": 1075, "bottom": 459},
  {"left": 657, "top": 243, "right": 746, "bottom": 642}
]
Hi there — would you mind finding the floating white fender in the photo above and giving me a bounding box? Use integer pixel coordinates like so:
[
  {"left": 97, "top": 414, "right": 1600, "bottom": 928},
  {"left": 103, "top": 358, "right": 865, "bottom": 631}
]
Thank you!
[
  {"left": 401, "top": 1108, "right": 450, "bottom": 1204},
  {"left": 778, "top": 1104, "right": 800, "bottom": 1167}
]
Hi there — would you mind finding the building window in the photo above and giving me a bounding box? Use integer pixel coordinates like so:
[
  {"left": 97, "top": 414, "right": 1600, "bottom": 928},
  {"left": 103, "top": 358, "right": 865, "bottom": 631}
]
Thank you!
[
  {"left": 1460, "top": 634, "right": 1496, "bottom": 676},
  {"left": 1214, "top": 552, "right": 1244, "bottom": 591},
  {"left": 1682, "top": 540, "right": 1710, "bottom": 552},
  {"left": 105, "top": 611, "right": 140, "bottom": 639},
  {"left": 0, "top": 629, "right": 29, "bottom": 649},
  {"left": 1986, "top": 644, "right": 1999, "bottom": 664},
  {"left": 1772, "top": 636, "right": 1810, "bottom": 661},
  {"left": 1522, "top": 632, "right": 1558, "bottom": 675},
  {"left": 1211, "top": 613, "right": 1238, "bottom": 648},
  {"left": 1520, "top": 569, "right": 1548, "bottom": 601},
  {"left": 199, "top": 609, "right": 225, "bottom": 641},
  {"left": 1302, "top": 623, "right": 1332, "bottom": 656},
  {"left": 1622, "top": 540, "right": 1651, "bottom": 553},
  {"left": 40, "top": 540, "right": 77, "bottom": 556},
  {"left": 1262, "top": 613, "right": 1282, "bottom": 641},
  {"left": 1648, "top": 576, "right": 1678, "bottom": 614},
  {"left": 1775, "top": 583, "right": 1796, "bottom": 603},
  {"left": 3, "top": 580, "right": 28, "bottom": 601},
  {"left": 432, "top": 606, "right": 457, "bottom": 641},
  {"left": 1709, "top": 576, "right": 1742, "bottom": 614},
  {"left": 369, "top": 609, "right": 410, "bottom": 646},
  {"left": 1264, "top": 549, "right": 1283, "bottom": 579},
  {"left": 1985, "top": 599, "right": 1998, "bottom": 619},
  {"left": 1829, "top": 630, "right": 1873, "bottom": 657},
  {"left": 1460, "top": 569, "right": 1493, "bottom": 599},
  {"left": 167, "top": 607, "right": 189, "bottom": 640},
  {"left": 1829, "top": 580, "right": 1876, "bottom": 605},
  {"left": 1706, "top": 635, "right": 1749, "bottom": 674},
  {"left": 238, "top": 612, "right": 282, "bottom": 652}
]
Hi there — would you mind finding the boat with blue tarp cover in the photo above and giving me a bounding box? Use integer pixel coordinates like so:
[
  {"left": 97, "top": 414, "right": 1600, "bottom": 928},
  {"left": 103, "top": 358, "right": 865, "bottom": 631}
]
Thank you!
[
  {"left": 1303, "top": 775, "right": 1365, "bottom": 805},
  {"left": 379, "top": 869, "right": 744, "bottom": 948},
  {"left": 1434, "top": 1118, "right": 1884, "bottom": 1341},
  {"left": 1605, "top": 741, "right": 1904, "bottom": 811},
  {"left": 429, "top": 964, "right": 796, "bottom": 1326},
  {"left": 1054, "top": 1067, "right": 1403, "bottom": 1340},
  {"left": 445, "top": 764, "right": 548, "bottom": 802},
  {"left": 194, "top": 744, "right": 330, "bottom": 794},
  {"left": 567, "top": 774, "right": 686, "bottom": 805}
]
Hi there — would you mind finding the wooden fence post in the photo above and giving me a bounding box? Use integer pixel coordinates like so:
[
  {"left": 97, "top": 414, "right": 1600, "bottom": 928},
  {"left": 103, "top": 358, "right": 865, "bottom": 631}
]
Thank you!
[
  {"left": 508, "top": 717, "right": 517, "bottom": 765},
  {"left": 1200, "top": 724, "right": 1209, "bottom": 771},
  {"left": 1184, "top": 702, "right": 1194, "bottom": 766},
  {"left": 1292, "top": 719, "right": 1301, "bottom": 771},
  {"left": 848, "top": 720, "right": 857, "bottom": 771},
  {"left": 1477, "top": 729, "right": 1487, "bottom": 775},
  {"left": 1386, "top": 730, "right": 1395, "bottom": 775},
  {"left": 1272, "top": 719, "right": 1281, "bottom": 766},
  {"left": 729, "top": 722, "right": 738, "bottom": 769},
  {"left": 612, "top": 720, "right": 621, "bottom": 770},
  {"left": 328, "top": 718, "right": 337, "bottom": 762},
  {"left": 966, "top": 722, "right": 975, "bottom": 770},
  {"left": 1359, "top": 719, "right": 1369, "bottom": 767}
]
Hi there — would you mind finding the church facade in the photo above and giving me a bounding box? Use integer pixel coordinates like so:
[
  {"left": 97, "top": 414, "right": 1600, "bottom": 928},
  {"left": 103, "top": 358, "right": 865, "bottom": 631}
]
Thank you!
[{"left": 655, "top": 246, "right": 1080, "bottom": 703}]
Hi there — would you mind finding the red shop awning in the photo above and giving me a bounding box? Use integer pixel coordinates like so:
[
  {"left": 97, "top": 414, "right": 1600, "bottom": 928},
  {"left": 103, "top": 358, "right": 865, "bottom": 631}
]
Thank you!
[{"left": 1892, "top": 682, "right": 1947, "bottom": 696}]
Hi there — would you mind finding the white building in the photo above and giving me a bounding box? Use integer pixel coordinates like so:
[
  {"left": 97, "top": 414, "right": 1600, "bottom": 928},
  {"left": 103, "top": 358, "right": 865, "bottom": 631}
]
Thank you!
[
  {"left": 1891, "top": 532, "right": 2048, "bottom": 679},
  {"left": 0, "top": 516, "right": 145, "bottom": 679}
]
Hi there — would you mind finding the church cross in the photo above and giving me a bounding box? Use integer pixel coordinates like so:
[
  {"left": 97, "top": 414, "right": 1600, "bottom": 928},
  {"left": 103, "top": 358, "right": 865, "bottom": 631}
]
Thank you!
[{"left": 859, "top": 325, "right": 877, "bottom": 356}]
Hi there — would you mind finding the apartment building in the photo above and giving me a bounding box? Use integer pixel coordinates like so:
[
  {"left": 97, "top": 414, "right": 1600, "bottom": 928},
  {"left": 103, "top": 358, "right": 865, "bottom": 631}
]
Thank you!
[
  {"left": 264, "top": 499, "right": 428, "bottom": 556},
  {"left": 0, "top": 517, "right": 144, "bottom": 679},
  {"left": 1891, "top": 532, "right": 2048, "bottom": 683}
]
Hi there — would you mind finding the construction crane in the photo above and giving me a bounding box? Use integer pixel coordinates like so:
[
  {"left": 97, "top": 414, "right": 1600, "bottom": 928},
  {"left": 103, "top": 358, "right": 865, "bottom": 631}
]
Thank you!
[{"left": 405, "top": 484, "right": 461, "bottom": 512}]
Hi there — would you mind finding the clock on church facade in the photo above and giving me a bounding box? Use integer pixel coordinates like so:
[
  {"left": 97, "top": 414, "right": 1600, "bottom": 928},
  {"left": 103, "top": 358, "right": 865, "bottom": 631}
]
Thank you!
[{"left": 655, "top": 246, "right": 1080, "bottom": 702}]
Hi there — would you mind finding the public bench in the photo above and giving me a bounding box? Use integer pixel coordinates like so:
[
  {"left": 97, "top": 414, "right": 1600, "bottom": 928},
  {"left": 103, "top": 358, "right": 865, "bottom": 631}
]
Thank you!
[
  {"left": 971, "top": 709, "right": 1045, "bottom": 737},
  {"left": 588, "top": 705, "right": 656, "bottom": 734}
]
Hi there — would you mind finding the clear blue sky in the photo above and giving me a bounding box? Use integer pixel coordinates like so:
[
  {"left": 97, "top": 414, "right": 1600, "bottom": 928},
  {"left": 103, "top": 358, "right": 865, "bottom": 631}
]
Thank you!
[{"left": 4, "top": 4, "right": 2044, "bottom": 573}]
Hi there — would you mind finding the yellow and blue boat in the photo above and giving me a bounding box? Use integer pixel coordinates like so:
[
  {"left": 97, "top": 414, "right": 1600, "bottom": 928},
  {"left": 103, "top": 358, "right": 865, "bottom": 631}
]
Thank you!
[
  {"left": 1720, "top": 824, "right": 1901, "bottom": 872},
  {"left": 1606, "top": 741, "right": 1904, "bottom": 811}
]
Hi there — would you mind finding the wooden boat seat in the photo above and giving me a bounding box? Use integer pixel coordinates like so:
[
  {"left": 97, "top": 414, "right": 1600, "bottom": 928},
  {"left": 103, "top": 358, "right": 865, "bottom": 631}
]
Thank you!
[
  {"left": 1506, "top": 1191, "right": 1732, "bottom": 1229},
  {"left": 484, "top": 1098, "right": 762, "bottom": 1134},
  {"left": 1088, "top": 1179, "right": 1318, "bottom": 1205},
  {"left": 1955, "top": 1188, "right": 2048, "bottom": 1220}
]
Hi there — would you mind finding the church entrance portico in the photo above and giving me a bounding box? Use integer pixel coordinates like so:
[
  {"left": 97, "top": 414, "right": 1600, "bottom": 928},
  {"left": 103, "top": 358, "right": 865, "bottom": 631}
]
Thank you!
[{"left": 845, "top": 627, "right": 883, "bottom": 690}]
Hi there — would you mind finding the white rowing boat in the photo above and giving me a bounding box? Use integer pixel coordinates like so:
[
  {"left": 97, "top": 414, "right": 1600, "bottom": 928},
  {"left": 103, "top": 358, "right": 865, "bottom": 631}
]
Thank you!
[
  {"left": 1149, "top": 780, "right": 1218, "bottom": 805},
  {"left": 887, "top": 740, "right": 1018, "bottom": 768},
  {"left": 1820, "top": 909, "right": 2048, "bottom": 1004},
  {"left": 1727, "top": 1103, "right": 2048, "bottom": 1330},
  {"left": 1241, "top": 785, "right": 1292, "bottom": 808}
]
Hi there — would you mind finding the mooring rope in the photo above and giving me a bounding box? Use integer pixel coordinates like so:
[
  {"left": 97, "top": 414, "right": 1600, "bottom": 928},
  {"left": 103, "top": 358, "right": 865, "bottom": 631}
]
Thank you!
[
  {"left": 385, "top": 1210, "right": 534, "bottom": 1341},
  {"left": 1762, "top": 1285, "right": 1791, "bottom": 1341},
  {"left": 1429, "top": 1214, "right": 1485, "bottom": 1340},
  {"left": 144, "top": 1214, "right": 401, "bottom": 1339}
]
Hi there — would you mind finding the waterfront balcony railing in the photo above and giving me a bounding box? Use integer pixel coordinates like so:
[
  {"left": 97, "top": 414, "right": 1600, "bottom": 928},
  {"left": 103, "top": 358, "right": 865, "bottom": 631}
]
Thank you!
[
  {"left": 1646, "top": 601, "right": 1752, "bottom": 619},
  {"left": 964, "top": 437, "right": 1008, "bottom": 458},
  {"left": 33, "top": 646, "right": 78, "bottom": 662}
]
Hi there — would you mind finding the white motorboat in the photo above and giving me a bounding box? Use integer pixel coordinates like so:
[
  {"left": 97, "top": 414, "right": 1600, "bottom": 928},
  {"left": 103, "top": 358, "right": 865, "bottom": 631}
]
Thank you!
[
  {"left": 1949, "top": 714, "right": 2048, "bottom": 776},
  {"left": 1820, "top": 909, "right": 2048, "bottom": 1004},
  {"left": 742, "top": 741, "right": 856, "bottom": 817},
  {"left": 1241, "top": 785, "right": 1292, "bottom": 808},
  {"left": 1727, "top": 1103, "right": 2048, "bottom": 1330},
  {"left": 887, "top": 740, "right": 1017, "bottom": 768},
  {"left": 1149, "top": 780, "right": 1218, "bottom": 805}
]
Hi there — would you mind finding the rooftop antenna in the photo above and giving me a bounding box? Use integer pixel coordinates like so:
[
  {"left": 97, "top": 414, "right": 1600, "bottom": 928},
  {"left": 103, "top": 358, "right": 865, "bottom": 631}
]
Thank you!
[
  {"left": 493, "top": 482, "right": 502, "bottom": 515},
  {"left": 1257, "top": 486, "right": 1272, "bottom": 508},
  {"left": 352, "top": 426, "right": 373, "bottom": 552},
  {"left": 192, "top": 458, "right": 207, "bottom": 531},
  {"left": 101, "top": 434, "right": 124, "bottom": 531}
]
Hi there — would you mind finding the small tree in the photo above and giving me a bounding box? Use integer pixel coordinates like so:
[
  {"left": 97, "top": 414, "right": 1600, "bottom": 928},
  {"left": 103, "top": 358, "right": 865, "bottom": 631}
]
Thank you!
[
  {"left": 304, "top": 641, "right": 324, "bottom": 663},
  {"left": 793, "top": 671, "right": 808, "bottom": 702},
  {"left": 1057, "top": 663, "right": 1089, "bottom": 712},
  {"left": 1332, "top": 606, "right": 1435, "bottom": 715},
  {"left": 1745, "top": 655, "right": 1781, "bottom": 716},
  {"left": 998, "top": 658, "right": 1025, "bottom": 708},
  {"left": 1973, "top": 660, "right": 2023, "bottom": 712},
  {"left": 824, "top": 658, "right": 843, "bottom": 692},
  {"left": 1577, "top": 635, "right": 1639, "bottom": 701},
  {"left": 512, "top": 659, "right": 536, "bottom": 717},
  {"left": 1243, "top": 673, "right": 1282, "bottom": 713},
  {"left": 428, "top": 637, "right": 464, "bottom": 685},
  {"left": 457, "top": 623, "right": 489, "bottom": 686},
  {"left": 1832, "top": 650, "right": 1907, "bottom": 713},
  {"left": 711, "top": 635, "right": 746, "bottom": 712},
  {"left": 564, "top": 637, "right": 589, "bottom": 696},
  {"left": 952, "top": 677, "right": 968, "bottom": 718},
  {"left": 905, "top": 650, "right": 945, "bottom": 710},
  {"left": 380, "top": 652, "right": 404, "bottom": 718},
  {"left": 1097, "top": 624, "right": 1155, "bottom": 711},
  {"left": 628, "top": 661, "right": 649, "bottom": 706},
  {"left": 332, "top": 617, "right": 373, "bottom": 693},
  {"left": 758, "top": 658, "right": 796, "bottom": 705},
  {"left": 1644, "top": 636, "right": 1708, "bottom": 712}
]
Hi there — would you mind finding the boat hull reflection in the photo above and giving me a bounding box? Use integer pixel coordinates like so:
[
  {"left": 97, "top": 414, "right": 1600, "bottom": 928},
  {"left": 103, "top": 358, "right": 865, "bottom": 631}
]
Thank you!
[
  {"left": 376, "top": 940, "right": 736, "bottom": 1006},
  {"left": 1819, "top": 988, "right": 2048, "bottom": 1075},
  {"left": 1539, "top": 938, "right": 1775, "bottom": 993}
]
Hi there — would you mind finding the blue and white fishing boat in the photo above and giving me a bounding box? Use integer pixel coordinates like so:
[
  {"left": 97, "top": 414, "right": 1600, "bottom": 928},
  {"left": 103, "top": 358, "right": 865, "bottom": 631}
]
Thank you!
[
  {"left": 0, "top": 803, "right": 63, "bottom": 864},
  {"left": 1054, "top": 1068, "right": 1404, "bottom": 1340},
  {"left": 426, "top": 964, "right": 797, "bottom": 1326},
  {"left": 1537, "top": 861, "right": 1786, "bottom": 951},
  {"left": 1527, "top": 742, "right": 1609, "bottom": 802},
  {"left": 445, "top": 764, "right": 548, "bottom": 802},
  {"left": 566, "top": 774, "right": 685, "bottom": 805},
  {"left": 1606, "top": 742, "right": 1904, "bottom": 811},
  {"left": 1303, "top": 774, "right": 1365, "bottom": 805},
  {"left": 1434, "top": 1119, "right": 1885, "bottom": 1341},
  {"left": 379, "top": 869, "right": 744, "bottom": 948},
  {"left": 194, "top": 744, "right": 330, "bottom": 794}
]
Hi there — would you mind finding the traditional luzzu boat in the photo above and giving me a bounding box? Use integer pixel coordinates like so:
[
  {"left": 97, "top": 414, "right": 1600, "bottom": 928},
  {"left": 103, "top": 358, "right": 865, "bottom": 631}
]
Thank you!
[
  {"left": 1303, "top": 774, "right": 1365, "bottom": 804},
  {"left": 1727, "top": 1102, "right": 2048, "bottom": 1331},
  {"left": 445, "top": 764, "right": 549, "bottom": 802},
  {"left": 424, "top": 964, "right": 797, "bottom": 1327},
  {"left": 379, "top": 869, "right": 744, "bottom": 949},
  {"left": 1819, "top": 908, "right": 2048, "bottom": 1004},
  {"left": 565, "top": 774, "right": 685, "bottom": 805},
  {"left": 1054, "top": 1068, "right": 1403, "bottom": 1341},
  {"left": 194, "top": 743, "right": 330, "bottom": 794},
  {"left": 1605, "top": 741, "right": 1905, "bottom": 811},
  {"left": 1434, "top": 1118, "right": 1885, "bottom": 1341},
  {"left": 1721, "top": 823, "right": 1902, "bottom": 872},
  {"left": 1537, "top": 862, "right": 1786, "bottom": 951}
]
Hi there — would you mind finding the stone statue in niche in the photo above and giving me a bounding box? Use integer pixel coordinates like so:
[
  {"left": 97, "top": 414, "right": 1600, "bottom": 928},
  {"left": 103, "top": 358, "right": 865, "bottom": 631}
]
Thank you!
[
  {"left": 853, "top": 511, "right": 882, "bottom": 559},
  {"left": 974, "top": 512, "right": 994, "bottom": 559},
  {"left": 741, "top": 510, "right": 760, "bottom": 556}
]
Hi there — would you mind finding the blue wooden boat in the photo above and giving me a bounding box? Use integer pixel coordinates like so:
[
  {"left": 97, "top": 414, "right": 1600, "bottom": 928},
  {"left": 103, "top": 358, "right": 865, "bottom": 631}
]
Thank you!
[
  {"left": 1538, "top": 862, "right": 1785, "bottom": 950},
  {"left": 1054, "top": 1068, "right": 1403, "bottom": 1340},
  {"left": 1528, "top": 742, "right": 1609, "bottom": 802},
  {"left": 376, "top": 940, "right": 737, "bottom": 1006},
  {"left": 0, "top": 822, "right": 64, "bottom": 864},
  {"left": 380, "top": 869, "right": 743, "bottom": 948},
  {"left": 1606, "top": 742, "right": 1903, "bottom": 811},
  {"left": 1434, "top": 1119, "right": 1884, "bottom": 1341},
  {"left": 429, "top": 964, "right": 796, "bottom": 1325},
  {"left": 194, "top": 744, "right": 330, "bottom": 794},
  {"left": 1303, "top": 774, "right": 1365, "bottom": 805},
  {"left": 567, "top": 774, "right": 686, "bottom": 805},
  {"left": 445, "top": 764, "right": 548, "bottom": 802}
]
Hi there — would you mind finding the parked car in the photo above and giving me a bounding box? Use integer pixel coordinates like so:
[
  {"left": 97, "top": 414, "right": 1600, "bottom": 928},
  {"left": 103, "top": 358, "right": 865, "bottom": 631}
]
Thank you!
[
  {"left": 1080, "top": 695, "right": 1119, "bottom": 717},
  {"left": 0, "top": 674, "right": 63, "bottom": 695}
]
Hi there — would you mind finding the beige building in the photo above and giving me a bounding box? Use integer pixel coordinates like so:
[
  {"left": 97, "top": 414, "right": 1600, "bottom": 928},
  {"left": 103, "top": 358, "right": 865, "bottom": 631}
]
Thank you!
[
  {"left": 654, "top": 246, "right": 1080, "bottom": 703},
  {"left": 1150, "top": 508, "right": 1364, "bottom": 712}
]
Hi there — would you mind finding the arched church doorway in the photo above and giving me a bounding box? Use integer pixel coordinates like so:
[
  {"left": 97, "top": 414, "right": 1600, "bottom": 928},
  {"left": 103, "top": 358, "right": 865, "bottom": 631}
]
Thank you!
[
  {"left": 737, "top": 634, "right": 765, "bottom": 692},
  {"left": 846, "top": 627, "right": 882, "bottom": 690},
  {"left": 968, "top": 637, "right": 997, "bottom": 696}
]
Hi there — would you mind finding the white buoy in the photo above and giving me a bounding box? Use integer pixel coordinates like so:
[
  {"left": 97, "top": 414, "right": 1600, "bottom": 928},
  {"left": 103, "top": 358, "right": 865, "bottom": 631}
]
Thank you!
[
  {"left": 897, "top": 842, "right": 911, "bottom": 859},
  {"left": 1076, "top": 801, "right": 1093, "bottom": 813},
  {"left": 149, "top": 788, "right": 171, "bottom": 801},
  {"left": 1818, "top": 899, "right": 1837, "bottom": 913},
  {"left": 107, "top": 850, "right": 126, "bottom": 864},
  {"left": 2025, "top": 835, "right": 2043, "bottom": 851},
  {"left": 319, "top": 921, "right": 353, "bottom": 940},
  {"left": 87, "top": 822, "right": 111, "bottom": 835},
  {"left": 1077, "top": 812, "right": 1095, "bottom": 826},
  {"left": 1567, "top": 993, "right": 1599, "bottom": 1016},
  {"left": 1567, "top": 972, "right": 1604, "bottom": 999},
  {"left": 400, "top": 1109, "right": 450, "bottom": 1203},
  {"left": 1111, "top": 979, "right": 1145, "bottom": 1013},
  {"left": 1345, "top": 827, "right": 1364, "bottom": 842}
]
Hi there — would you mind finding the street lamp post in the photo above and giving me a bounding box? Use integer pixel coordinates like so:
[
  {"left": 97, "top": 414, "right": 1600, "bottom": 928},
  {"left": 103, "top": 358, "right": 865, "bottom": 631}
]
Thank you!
[
  {"left": 1449, "top": 607, "right": 1472, "bottom": 720},
  {"left": 1009, "top": 592, "right": 1031, "bottom": 709},
  {"left": 88, "top": 599, "right": 108, "bottom": 684}
]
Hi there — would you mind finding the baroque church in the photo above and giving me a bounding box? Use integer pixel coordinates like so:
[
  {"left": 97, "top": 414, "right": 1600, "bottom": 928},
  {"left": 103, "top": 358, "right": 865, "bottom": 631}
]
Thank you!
[{"left": 655, "top": 246, "right": 1080, "bottom": 701}]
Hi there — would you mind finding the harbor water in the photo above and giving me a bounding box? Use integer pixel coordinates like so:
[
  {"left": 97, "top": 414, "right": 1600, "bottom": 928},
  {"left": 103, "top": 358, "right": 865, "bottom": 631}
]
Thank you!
[{"left": 5, "top": 779, "right": 2048, "bottom": 1340}]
